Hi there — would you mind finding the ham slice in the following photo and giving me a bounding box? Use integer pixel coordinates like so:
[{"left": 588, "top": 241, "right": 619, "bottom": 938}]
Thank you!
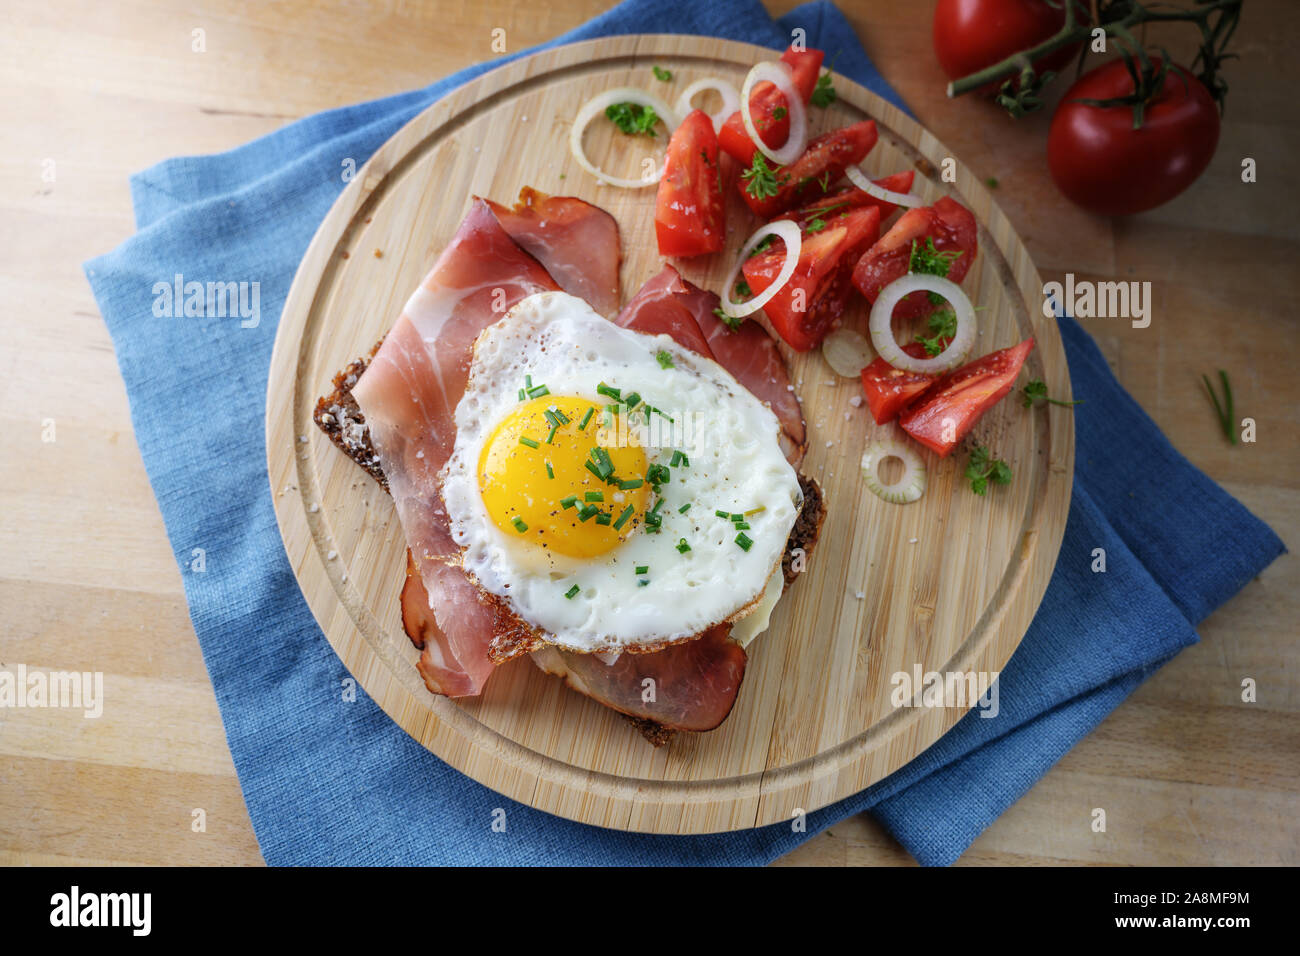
[
  {"left": 352, "top": 199, "right": 559, "bottom": 696},
  {"left": 531, "top": 625, "right": 747, "bottom": 732},
  {"left": 617, "top": 265, "right": 806, "bottom": 466},
  {"left": 485, "top": 187, "right": 622, "bottom": 317}
]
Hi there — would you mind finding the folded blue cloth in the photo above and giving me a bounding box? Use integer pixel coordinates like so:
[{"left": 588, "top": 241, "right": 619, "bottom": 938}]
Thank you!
[{"left": 84, "top": 0, "right": 1283, "bottom": 866}]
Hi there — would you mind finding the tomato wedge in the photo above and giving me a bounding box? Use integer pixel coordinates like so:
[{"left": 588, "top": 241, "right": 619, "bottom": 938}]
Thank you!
[
  {"left": 899, "top": 339, "right": 1034, "bottom": 456},
  {"left": 851, "top": 196, "right": 977, "bottom": 320},
  {"left": 718, "top": 46, "right": 824, "bottom": 166},
  {"left": 860, "top": 342, "right": 938, "bottom": 425},
  {"left": 738, "top": 121, "right": 879, "bottom": 219},
  {"left": 741, "top": 205, "right": 880, "bottom": 352},
  {"left": 778, "top": 170, "right": 917, "bottom": 227},
  {"left": 655, "top": 108, "right": 725, "bottom": 258}
]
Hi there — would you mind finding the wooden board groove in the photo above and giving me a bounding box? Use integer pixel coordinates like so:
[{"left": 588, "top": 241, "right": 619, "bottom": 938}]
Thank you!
[{"left": 266, "top": 35, "right": 1073, "bottom": 834}]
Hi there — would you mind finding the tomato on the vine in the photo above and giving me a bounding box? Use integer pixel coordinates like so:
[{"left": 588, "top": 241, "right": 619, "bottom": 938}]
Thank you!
[
  {"left": 1047, "top": 58, "right": 1220, "bottom": 216},
  {"left": 932, "top": 0, "right": 1085, "bottom": 89}
]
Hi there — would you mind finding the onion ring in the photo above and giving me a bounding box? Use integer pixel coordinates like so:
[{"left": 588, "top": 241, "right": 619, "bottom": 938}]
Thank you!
[
  {"left": 845, "top": 165, "right": 924, "bottom": 208},
  {"left": 569, "top": 88, "right": 682, "bottom": 189},
  {"left": 868, "top": 274, "right": 976, "bottom": 373},
  {"left": 861, "top": 436, "right": 927, "bottom": 504},
  {"left": 674, "top": 77, "right": 741, "bottom": 133},
  {"left": 740, "top": 62, "right": 808, "bottom": 167},
  {"left": 719, "top": 220, "right": 803, "bottom": 320}
]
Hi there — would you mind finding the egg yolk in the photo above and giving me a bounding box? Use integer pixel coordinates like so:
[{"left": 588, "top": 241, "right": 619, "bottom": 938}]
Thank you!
[{"left": 478, "top": 395, "right": 650, "bottom": 558}]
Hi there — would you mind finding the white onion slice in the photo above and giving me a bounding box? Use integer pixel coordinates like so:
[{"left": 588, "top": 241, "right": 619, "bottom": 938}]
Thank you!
[
  {"left": 822, "top": 328, "right": 875, "bottom": 377},
  {"left": 868, "top": 274, "right": 976, "bottom": 373},
  {"left": 719, "top": 220, "right": 803, "bottom": 319},
  {"left": 569, "top": 88, "right": 682, "bottom": 189},
  {"left": 861, "top": 437, "right": 927, "bottom": 504},
  {"left": 674, "top": 77, "right": 741, "bottom": 133},
  {"left": 740, "top": 61, "right": 808, "bottom": 167},
  {"left": 845, "top": 165, "right": 924, "bottom": 208}
]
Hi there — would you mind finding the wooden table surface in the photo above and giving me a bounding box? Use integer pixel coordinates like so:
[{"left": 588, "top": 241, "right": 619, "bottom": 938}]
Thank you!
[{"left": 1, "top": 0, "right": 1295, "bottom": 867}]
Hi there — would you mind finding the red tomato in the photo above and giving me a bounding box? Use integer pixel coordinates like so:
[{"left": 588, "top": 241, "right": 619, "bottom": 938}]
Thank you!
[
  {"left": 738, "top": 121, "right": 878, "bottom": 219},
  {"left": 933, "top": 0, "right": 1086, "bottom": 89},
  {"left": 899, "top": 339, "right": 1034, "bottom": 456},
  {"left": 860, "top": 342, "right": 938, "bottom": 425},
  {"left": 1048, "top": 58, "right": 1220, "bottom": 216},
  {"left": 741, "top": 205, "right": 881, "bottom": 352},
  {"left": 851, "top": 196, "right": 977, "bottom": 320},
  {"left": 655, "top": 108, "right": 725, "bottom": 257},
  {"left": 778, "top": 170, "right": 917, "bottom": 226},
  {"left": 718, "top": 46, "right": 824, "bottom": 166}
]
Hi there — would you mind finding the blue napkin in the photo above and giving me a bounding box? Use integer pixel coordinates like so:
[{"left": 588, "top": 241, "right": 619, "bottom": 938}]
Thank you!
[{"left": 84, "top": 0, "right": 1283, "bottom": 866}]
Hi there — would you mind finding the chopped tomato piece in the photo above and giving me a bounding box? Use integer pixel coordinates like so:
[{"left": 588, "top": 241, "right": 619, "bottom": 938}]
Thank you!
[
  {"left": 655, "top": 108, "right": 725, "bottom": 257},
  {"left": 778, "top": 170, "right": 917, "bottom": 227},
  {"left": 851, "top": 196, "right": 978, "bottom": 321},
  {"left": 859, "top": 342, "right": 938, "bottom": 424},
  {"left": 741, "top": 205, "right": 880, "bottom": 352},
  {"left": 899, "top": 339, "right": 1035, "bottom": 456},
  {"left": 718, "top": 46, "right": 824, "bottom": 166},
  {"left": 738, "top": 121, "right": 878, "bottom": 219}
]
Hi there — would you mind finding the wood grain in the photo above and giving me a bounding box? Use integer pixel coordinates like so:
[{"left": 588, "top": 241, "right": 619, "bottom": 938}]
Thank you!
[{"left": 1, "top": 0, "right": 1294, "bottom": 864}]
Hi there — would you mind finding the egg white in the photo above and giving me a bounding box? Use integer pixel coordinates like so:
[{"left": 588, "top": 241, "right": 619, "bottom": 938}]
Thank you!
[{"left": 439, "top": 291, "right": 802, "bottom": 654}]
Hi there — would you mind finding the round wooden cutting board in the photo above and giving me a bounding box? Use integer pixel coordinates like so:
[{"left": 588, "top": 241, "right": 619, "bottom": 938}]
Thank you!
[{"left": 267, "top": 35, "right": 1073, "bottom": 834}]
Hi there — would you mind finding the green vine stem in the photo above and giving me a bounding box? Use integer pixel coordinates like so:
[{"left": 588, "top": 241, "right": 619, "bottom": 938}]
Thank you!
[{"left": 946, "top": 0, "right": 1243, "bottom": 120}]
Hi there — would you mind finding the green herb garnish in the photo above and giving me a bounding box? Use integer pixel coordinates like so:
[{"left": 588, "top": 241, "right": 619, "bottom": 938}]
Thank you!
[
  {"left": 511, "top": 516, "right": 528, "bottom": 533},
  {"left": 915, "top": 310, "right": 959, "bottom": 356},
  {"left": 735, "top": 532, "right": 754, "bottom": 552},
  {"left": 712, "top": 306, "right": 744, "bottom": 331},
  {"left": 656, "top": 350, "right": 674, "bottom": 369},
  {"left": 676, "top": 537, "right": 691, "bottom": 554},
  {"left": 565, "top": 584, "right": 580, "bottom": 599},
  {"left": 1021, "top": 379, "right": 1082, "bottom": 409},
  {"left": 605, "top": 102, "right": 660, "bottom": 137},
  {"left": 518, "top": 436, "right": 540, "bottom": 449},
  {"left": 741, "top": 152, "right": 788, "bottom": 200},
  {"left": 652, "top": 66, "right": 672, "bottom": 82},
  {"left": 1202, "top": 369, "right": 1237, "bottom": 445},
  {"left": 810, "top": 72, "right": 836, "bottom": 107},
  {"left": 965, "top": 444, "right": 1012, "bottom": 495}
]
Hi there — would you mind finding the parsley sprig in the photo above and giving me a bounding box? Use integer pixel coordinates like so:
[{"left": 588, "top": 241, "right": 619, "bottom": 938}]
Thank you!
[
  {"left": 741, "top": 152, "right": 788, "bottom": 199},
  {"left": 965, "top": 444, "right": 1012, "bottom": 495},
  {"left": 712, "top": 306, "right": 744, "bottom": 331},
  {"left": 915, "top": 310, "right": 958, "bottom": 356},
  {"left": 605, "top": 102, "right": 660, "bottom": 137},
  {"left": 908, "top": 237, "right": 962, "bottom": 277},
  {"left": 652, "top": 66, "right": 672, "bottom": 82},
  {"left": 811, "top": 72, "right": 837, "bottom": 107},
  {"left": 1021, "top": 379, "right": 1082, "bottom": 409}
]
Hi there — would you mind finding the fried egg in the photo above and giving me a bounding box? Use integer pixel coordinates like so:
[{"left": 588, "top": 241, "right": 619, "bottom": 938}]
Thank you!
[{"left": 439, "top": 291, "right": 801, "bottom": 653}]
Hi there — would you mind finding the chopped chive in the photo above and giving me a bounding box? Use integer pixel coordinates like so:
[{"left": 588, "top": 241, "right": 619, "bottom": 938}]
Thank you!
[
  {"left": 635, "top": 565, "right": 649, "bottom": 575},
  {"left": 546, "top": 462, "right": 554, "bottom": 479},
  {"left": 543, "top": 409, "right": 563, "bottom": 428},
  {"left": 597, "top": 382, "right": 621, "bottom": 400},
  {"left": 733, "top": 521, "right": 751, "bottom": 530},
  {"left": 525, "top": 374, "right": 533, "bottom": 388},
  {"left": 676, "top": 537, "right": 691, "bottom": 554},
  {"left": 735, "top": 532, "right": 753, "bottom": 551},
  {"left": 517, "top": 387, "right": 526, "bottom": 401},
  {"left": 594, "top": 511, "right": 612, "bottom": 526},
  {"left": 518, "top": 436, "right": 540, "bottom": 449},
  {"left": 577, "top": 504, "right": 599, "bottom": 522},
  {"left": 584, "top": 461, "right": 605, "bottom": 480},
  {"left": 638, "top": 579, "right": 650, "bottom": 587},
  {"left": 650, "top": 498, "right": 665, "bottom": 515},
  {"left": 618, "top": 478, "right": 644, "bottom": 490},
  {"left": 545, "top": 426, "right": 558, "bottom": 444},
  {"left": 565, "top": 584, "right": 580, "bottom": 599},
  {"left": 730, "top": 513, "right": 745, "bottom": 521},
  {"left": 678, "top": 503, "right": 691, "bottom": 514},
  {"left": 510, "top": 516, "right": 528, "bottom": 533},
  {"left": 613, "top": 504, "right": 635, "bottom": 530},
  {"left": 560, "top": 495, "right": 578, "bottom": 509},
  {"left": 585, "top": 491, "right": 604, "bottom": 502},
  {"left": 715, "top": 509, "right": 730, "bottom": 518},
  {"left": 744, "top": 505, "right": 766, "bottom": 516},
  {"left": 526, "top": 384, "right": 550, "bottom": 399},
  {"left": 623, "top": 391, "right": 642, "bottom": 409},
  {"left": 578, "top": 407, "right": 595, "bottom": 430}
]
